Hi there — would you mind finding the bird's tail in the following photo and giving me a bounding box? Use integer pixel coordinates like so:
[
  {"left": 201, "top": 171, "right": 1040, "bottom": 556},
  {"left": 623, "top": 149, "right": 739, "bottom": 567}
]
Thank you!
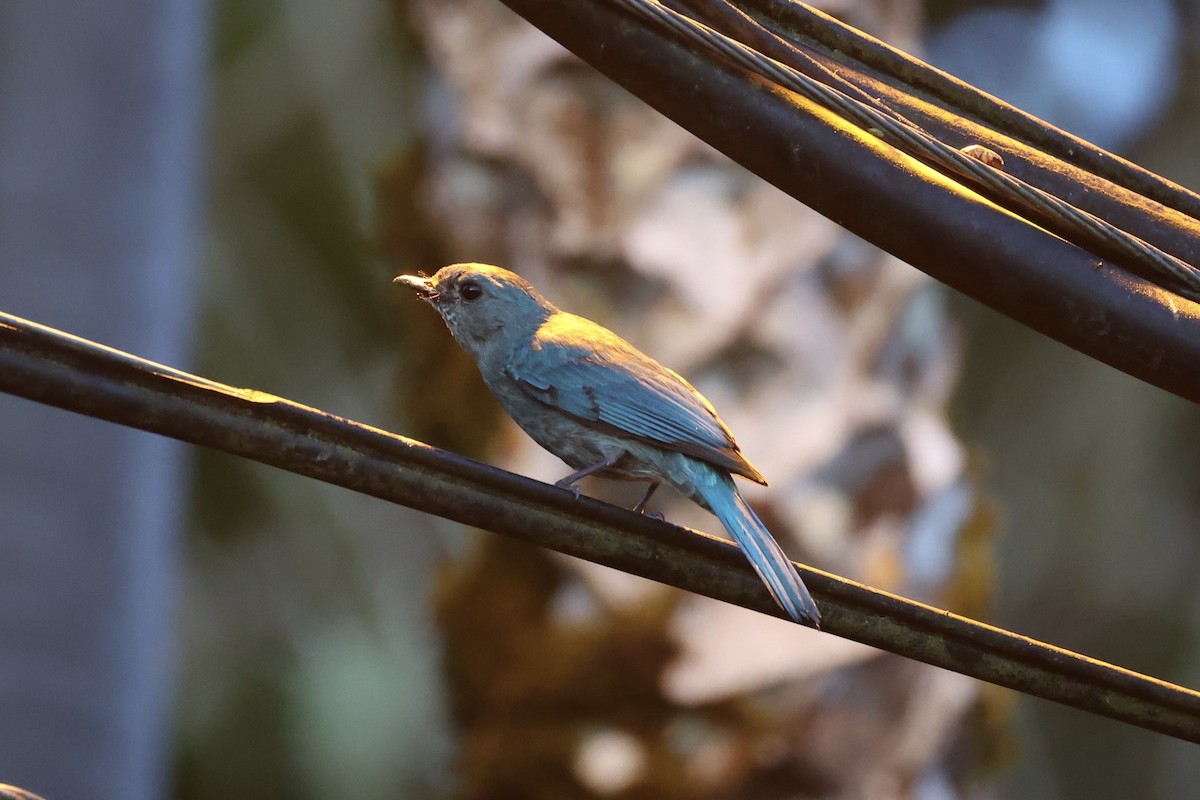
[{"left": 685, "top": 461, "right": 821, "bottom": 627}]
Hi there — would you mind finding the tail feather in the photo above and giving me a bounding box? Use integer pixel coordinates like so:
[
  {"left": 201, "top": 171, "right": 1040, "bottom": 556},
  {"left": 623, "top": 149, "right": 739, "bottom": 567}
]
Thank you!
[{"left": 688, "top": 464, "right": 821, "bottom": 626}]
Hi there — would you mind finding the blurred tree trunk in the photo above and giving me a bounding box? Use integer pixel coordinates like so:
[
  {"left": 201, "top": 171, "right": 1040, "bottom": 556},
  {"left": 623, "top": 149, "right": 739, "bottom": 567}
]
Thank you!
[
  {"left": 400, "top": 1, "right": 998, "bottom": 797},
  {"left": 0, "top": 1, "right": 206, "bottom": 797}
]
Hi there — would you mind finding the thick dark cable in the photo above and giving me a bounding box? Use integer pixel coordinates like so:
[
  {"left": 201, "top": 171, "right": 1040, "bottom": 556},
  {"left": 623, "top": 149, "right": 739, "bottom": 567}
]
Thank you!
[
  {"left": 613, "top": 0, "right": 1200, "bottom": 299},
  {"left": 2, "top": 309, "right": 1200, "bottom": 741},
  {"left": 745, "top": 0, "right": 1200, "bottom": 224}
]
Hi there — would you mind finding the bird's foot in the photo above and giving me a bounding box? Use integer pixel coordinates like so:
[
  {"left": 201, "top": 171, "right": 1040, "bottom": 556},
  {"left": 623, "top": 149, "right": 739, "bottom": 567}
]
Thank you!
[
  {"left": 631, "top": 482, "right": 660, "bottom": 517},
  {"left": 554, "top": 479, "right": 582, "bottom": 500},
  {"left": 631, "top": 498, "right": 664, "bottom": 520}
]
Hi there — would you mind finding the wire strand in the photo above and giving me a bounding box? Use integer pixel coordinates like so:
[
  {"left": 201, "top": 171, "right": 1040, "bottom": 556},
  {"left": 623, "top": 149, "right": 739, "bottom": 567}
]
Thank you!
[{"left": 612, "top": 0, "right": 1200, "bottom": 300}]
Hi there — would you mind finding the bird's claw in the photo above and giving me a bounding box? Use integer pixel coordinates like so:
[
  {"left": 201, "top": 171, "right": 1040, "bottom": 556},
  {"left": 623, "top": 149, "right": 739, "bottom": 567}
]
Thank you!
[
  {"left": 630, "top": 499, "right": 664, "bottom": 520},
  {"left": 555, "top": 479, "right": 582, "bottom": 500}
]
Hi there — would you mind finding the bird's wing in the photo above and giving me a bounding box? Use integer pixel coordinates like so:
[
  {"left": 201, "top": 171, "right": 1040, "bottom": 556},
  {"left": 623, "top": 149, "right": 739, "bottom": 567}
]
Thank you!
[{"left": 505, "top": 312, "right": 767, "bottom": 484}]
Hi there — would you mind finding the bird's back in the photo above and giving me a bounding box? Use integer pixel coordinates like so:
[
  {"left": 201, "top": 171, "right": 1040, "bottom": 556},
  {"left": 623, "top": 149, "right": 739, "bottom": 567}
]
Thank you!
[{"left": 506, "top": 311, "right": 768, "bottom": 485}]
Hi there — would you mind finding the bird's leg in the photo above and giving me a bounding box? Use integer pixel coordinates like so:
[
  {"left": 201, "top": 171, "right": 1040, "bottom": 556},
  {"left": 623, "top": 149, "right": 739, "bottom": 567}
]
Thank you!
[
  {"left": 631, "top": 482, "right": 664, "bottom": 519},
  {"left": 632, "top": 482, "right": 659, "bottom": 513},
  {"left": 554, "top": 453, "right": 622, "bottom": 499}
]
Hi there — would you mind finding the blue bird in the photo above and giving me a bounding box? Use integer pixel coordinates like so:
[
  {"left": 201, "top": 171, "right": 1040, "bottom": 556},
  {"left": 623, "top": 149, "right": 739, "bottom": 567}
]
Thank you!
[{"left": 395, "top": 263, "right": 821, "bottom": 627}]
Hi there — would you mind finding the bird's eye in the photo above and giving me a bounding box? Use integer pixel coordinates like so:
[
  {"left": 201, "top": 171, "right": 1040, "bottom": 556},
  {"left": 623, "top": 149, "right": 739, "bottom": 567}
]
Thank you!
[{"left": 459, "top": 280, "right": 483, "bottom": 302}]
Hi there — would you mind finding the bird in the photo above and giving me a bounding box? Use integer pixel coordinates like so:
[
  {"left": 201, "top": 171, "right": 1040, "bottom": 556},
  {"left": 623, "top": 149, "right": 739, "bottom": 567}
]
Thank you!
[{"left": 395, "top": 263, "right": 821, "bottom": 627}]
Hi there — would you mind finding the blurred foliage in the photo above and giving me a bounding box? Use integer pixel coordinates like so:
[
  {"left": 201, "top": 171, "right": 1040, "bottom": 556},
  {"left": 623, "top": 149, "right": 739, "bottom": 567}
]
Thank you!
[
  {"left": 178, "top": 0, "right": 457, "bottom": 798},
  {"left": 435, "top": 536, "right": 876, "bottom": 799},
  {"left": 174, "top": 651, "right": 299, "bottom": 800},
  {"left": 376, "top": 151, "right": 505, "bottom": 457},
  {"left": 212, "top": 0, "right": 279, "bottom": 66},
  {"left": 171, "top": 0, "right": 1200, "bottom": 798},
  {"left": 246, "top": 116, "right": 388, "bottom": 350},
  {"left": 436, "top": 537, "right": 684, "bottom": 800},
  {"left": 924, "top": 0, "right": 1045, "bottom": 28}
]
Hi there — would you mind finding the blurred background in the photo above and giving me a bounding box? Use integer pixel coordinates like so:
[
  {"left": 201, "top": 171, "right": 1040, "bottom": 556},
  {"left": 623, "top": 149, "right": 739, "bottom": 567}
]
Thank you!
[{"left": 1, "top": 0, "right": 1199, "bottom": 798}]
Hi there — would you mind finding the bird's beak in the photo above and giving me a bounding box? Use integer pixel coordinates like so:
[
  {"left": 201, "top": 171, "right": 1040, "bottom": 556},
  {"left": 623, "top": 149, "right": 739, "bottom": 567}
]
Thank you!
[{"left": 393, "top": 274, "right": 437, "bottom": 300}]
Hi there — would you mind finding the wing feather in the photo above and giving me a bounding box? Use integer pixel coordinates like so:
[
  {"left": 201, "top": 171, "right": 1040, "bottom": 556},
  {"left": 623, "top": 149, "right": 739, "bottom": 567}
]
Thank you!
[{"left": 506, "top": 312, "right": 766, "bottom": 484}]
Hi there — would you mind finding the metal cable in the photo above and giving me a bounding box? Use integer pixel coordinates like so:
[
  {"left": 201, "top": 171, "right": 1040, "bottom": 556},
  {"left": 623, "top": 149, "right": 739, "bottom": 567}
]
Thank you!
[
  {"left": 3, "top": 309, "right": 1200, "bottom": 741},
  {"left": 613, "top": 0, "right": 1200, "bottom": 300}
]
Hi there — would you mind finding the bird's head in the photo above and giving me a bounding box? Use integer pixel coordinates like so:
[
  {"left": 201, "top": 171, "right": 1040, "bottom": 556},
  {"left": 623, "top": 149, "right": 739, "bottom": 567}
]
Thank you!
[{"left": 394, "top": 263, "right": 555, "bottom": 354}]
